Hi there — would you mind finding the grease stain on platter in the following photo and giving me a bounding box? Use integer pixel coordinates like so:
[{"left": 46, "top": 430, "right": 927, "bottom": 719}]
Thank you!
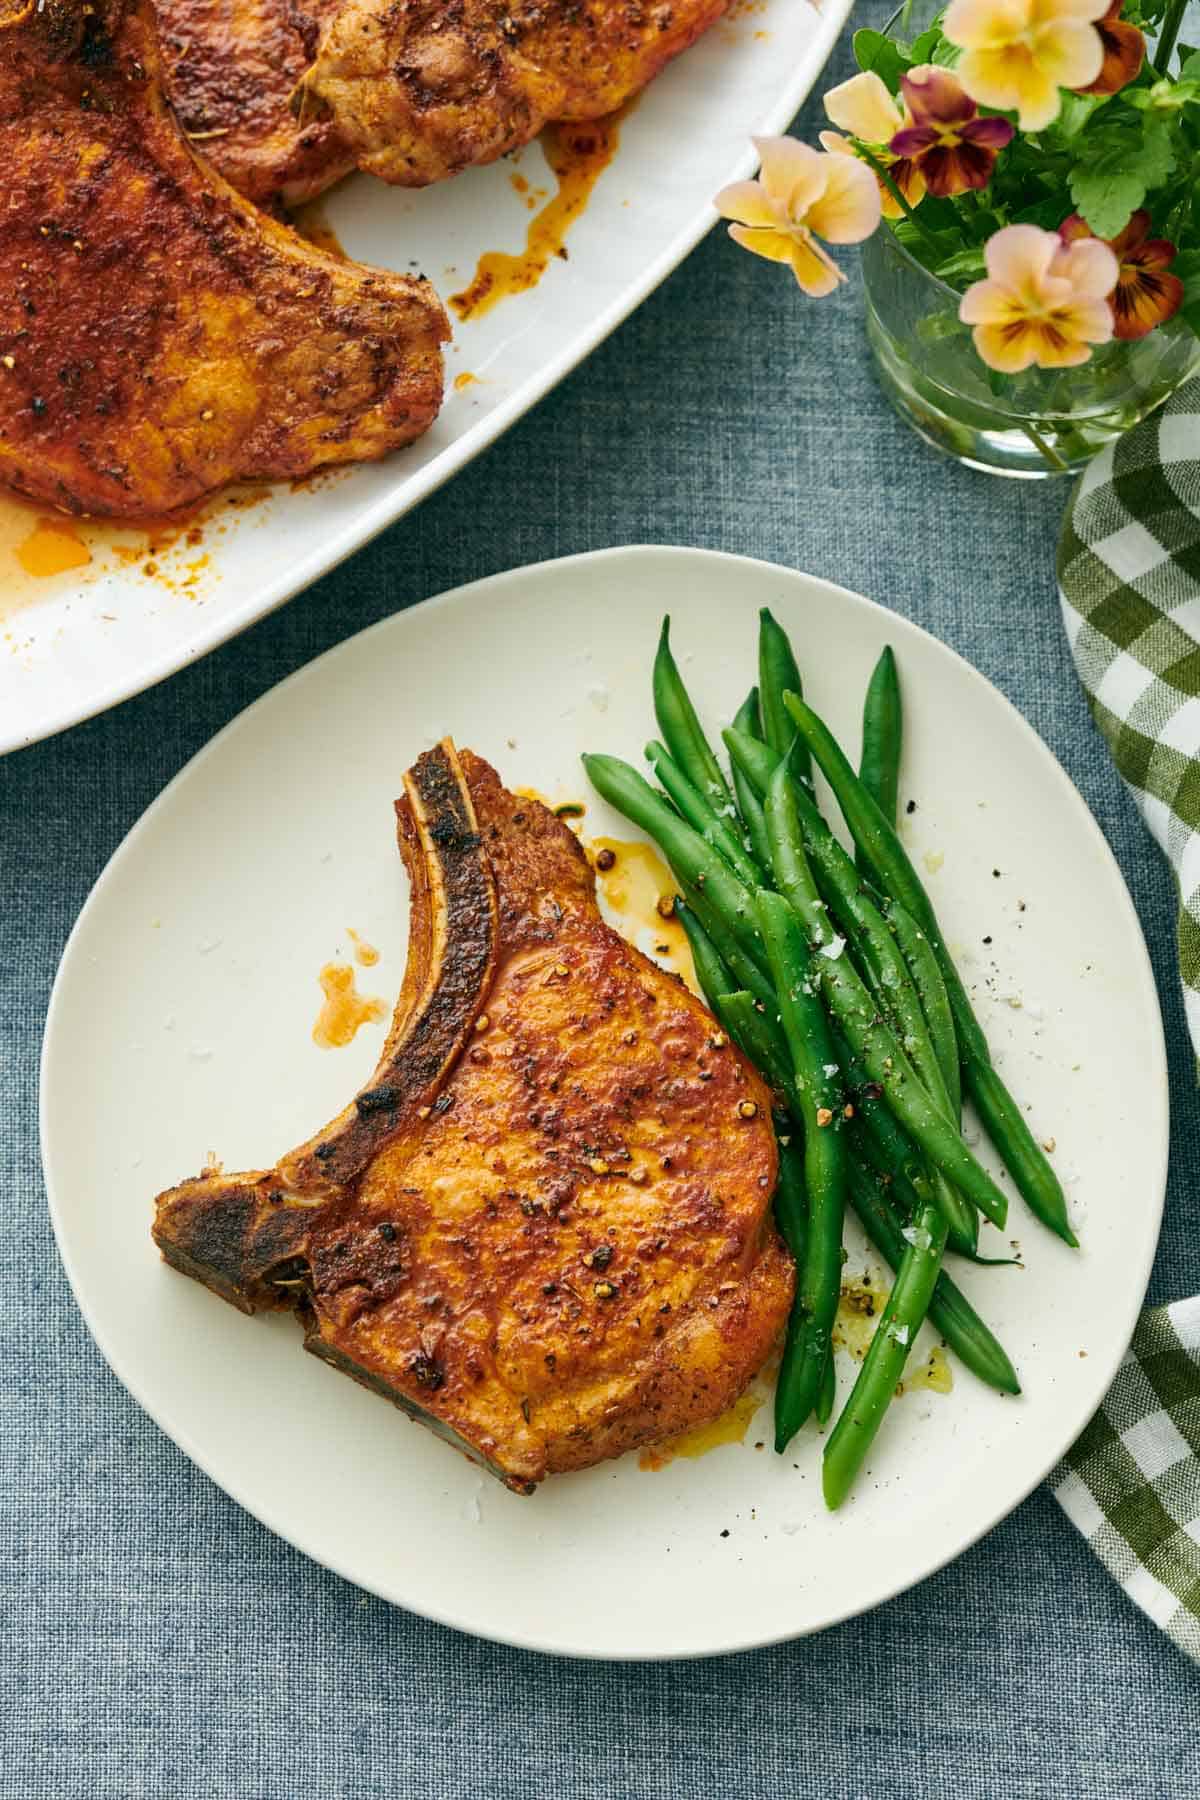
[
  {"left": 312, "top": 961, "right": 386, "bottom": 1048},
  {"left": 346, "top": 928, "right": 380, "bottom": 968},
  {"left": 0, "top": 484, "right": 271, "bottom": 621},
  {"left": 15, "top": 517, "right": 92, "bottom": 580},
  {"left": 289, "top": 201, "right": 348, "bottom": 261},
  {"left": 449, "top": 108, "right": 629, "bottom": 321},
  {"left": 589, "top": 836, "right": 696, "bottom": 990},
  {"left": 639, "top": 1383, "right": 765, "bottom": 1470},
  {"left": 835, "top": 1270, "right": 953, "bottom": 1398}
]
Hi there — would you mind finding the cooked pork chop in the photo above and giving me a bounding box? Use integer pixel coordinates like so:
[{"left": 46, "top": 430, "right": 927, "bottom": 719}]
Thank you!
[
  {"left": 153, "top": 742, "right": 793, "bottom": 1492},
  {"left": 0, "top": 0, "right": 447, "bottom": 518},
  {"left": 157, "top": 0, "right": 352, "bottom": 205},
  {"left": 297, "top": 0, "right": 730, "bottom": 187}
]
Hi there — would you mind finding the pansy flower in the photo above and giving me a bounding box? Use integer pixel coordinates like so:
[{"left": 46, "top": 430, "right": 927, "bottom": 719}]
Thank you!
[
  {"left": 944, "top": 0, "right": 1108, "bottom": 131},
  {"left": 959, "top": 222, "right": 1118, "bottom": 369},
  {"left": 1074, "top": 0, "right": 1144, "bottom": 94},
  {"left": 888, "top": 65, "right": 1014, "bottom": 196},
  {"left": 1060, "top": 211, "right": 1184, "bottom": 339},
  {"left": 714, "top": 137, "right": 881, "bottom": 296},
  {"left": 820, "top": 71, "right": 926, "bottom": 216}
]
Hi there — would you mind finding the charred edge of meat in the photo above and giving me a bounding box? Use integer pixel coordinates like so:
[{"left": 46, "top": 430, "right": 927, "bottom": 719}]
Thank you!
[
  {"left": 151, "top": 1181, "right": 313, "bottom": 1313},
  {"left": 301, "top": 1326, "right": 537, "bottom": 1494},
  {"left": 282, "top": 740, "right": 498, "bottom": 1191}
]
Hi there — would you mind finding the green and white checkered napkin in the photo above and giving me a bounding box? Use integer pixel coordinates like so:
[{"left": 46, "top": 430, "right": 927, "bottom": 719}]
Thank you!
[{"left": 1056, "top": 375, "right": 1200, "bottom": 1661}]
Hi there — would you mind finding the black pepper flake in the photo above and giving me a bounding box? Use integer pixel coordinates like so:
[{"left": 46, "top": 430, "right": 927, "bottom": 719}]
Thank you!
[
  {"left": 30, "top": 396, "right": 47, "bottom": 417},
  {"left": 313, "top": 1142, "right": 334, "bottom": 1161},
  {"left": 719, "top": 1529, "right": 730, "bottom": 1539},
  {"left": 378, "top": 1221, "right": 397, "bottom": 1242},
  {"left": 409, "top": 1352, "right": 444, "bottom": 1390},
  {"left": 906, "top": 799, "right": 917, "bottom": 814},
  {"left": 982, "top": 935, "right": 992, "bottom": 945}
]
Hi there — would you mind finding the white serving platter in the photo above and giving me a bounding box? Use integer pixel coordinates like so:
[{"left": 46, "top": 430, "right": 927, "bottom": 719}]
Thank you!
[
  {"left": 41, "top": 547, "right": 1168, "bottom": 1658},
  {"left": 1, "top": 0, "right": 852, "bottom": 752}
]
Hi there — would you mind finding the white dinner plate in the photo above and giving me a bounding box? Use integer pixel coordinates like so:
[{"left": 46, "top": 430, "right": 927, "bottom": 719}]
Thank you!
[
  {"left": 41, "top": 547, "right": 1167, "bottom": 1659},
  {"left": 0, "top": 0, "right": 852, "bottom": 755}
]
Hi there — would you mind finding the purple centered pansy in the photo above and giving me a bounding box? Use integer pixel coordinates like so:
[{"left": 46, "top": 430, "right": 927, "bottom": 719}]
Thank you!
[{"left": 888, "top": 65, "right": 1014, "bottom": 197}]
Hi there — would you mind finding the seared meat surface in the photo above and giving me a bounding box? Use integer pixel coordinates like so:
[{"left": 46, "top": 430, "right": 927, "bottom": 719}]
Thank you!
[
  {"left": 153, "top": 743, "right": 792, "bottom": 1492},
  {"left": 299, "top": 0, "right": 730, "bottom": 186},
  {"left": 156, "top": 0, "right": 352, "bottom": 204},
  {"left": 0, "top": 0, "right": 447, "bottom": 518}
]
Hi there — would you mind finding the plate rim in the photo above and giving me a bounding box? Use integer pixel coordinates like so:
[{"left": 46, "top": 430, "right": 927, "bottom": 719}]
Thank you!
[
  {"left": 7, "top": 0, "right": 854, "bottom": 757},
  {"left": 39, "top": 543, "right": 1170, "bottom": 1658}
]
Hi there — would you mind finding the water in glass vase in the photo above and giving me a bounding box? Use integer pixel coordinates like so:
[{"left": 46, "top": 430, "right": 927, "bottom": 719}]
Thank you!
[{"left": 862, "top": 227, "right": 1200, "bottom": 479}]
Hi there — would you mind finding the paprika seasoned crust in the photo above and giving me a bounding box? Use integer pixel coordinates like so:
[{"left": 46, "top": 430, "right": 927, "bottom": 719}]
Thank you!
[
  {"left": 153, "top": 740, "right": 793, "bottom": 1493},
  {"left": 0, "top": 0, "right": 447, "bottom": 518},
  {"left": 297, "top": 0, "right": 731, "bottom": 188},
  {"left": 156, "top": 0, "right": 353, "bottom": 205}
]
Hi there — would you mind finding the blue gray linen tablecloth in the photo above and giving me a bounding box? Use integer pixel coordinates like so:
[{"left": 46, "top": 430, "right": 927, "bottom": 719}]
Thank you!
[{"left": 3, "top": 15, "right": 1200, "bottom": 1798}]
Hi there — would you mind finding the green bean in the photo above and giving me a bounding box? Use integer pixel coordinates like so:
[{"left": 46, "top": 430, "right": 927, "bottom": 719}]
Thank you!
[
  {"left": 759, "top": 608, "right": 811, "bottom": 777},
  {"left": 822, "top": 1199, "right": 949, "bottom": 1509},
  {"left": 681, "top": 884, "right": 775, "bottom": 1007},
  {"left": 644, "top": 740, "right": 760, "bottom": 886},
  {"left": 723, "top": 723, "right": 778, "bottom": 799},
  {"left": 757, "top": 890, "right": 846, "bottom": 1449},
  {"left": 734, "top": 687, "right": 764, "bottom": 741},
  {"left": 815, "top": 1350, "right": 836, "bottom": 1427},
  {"left": 725, "top": 724, "right": 941, "bottom": 1100},
  {"left": 652, "top": 617, "right": 735, "bottom": 813},
  {"left": 760, "top": 759, "right": 1009, "bottom": 1229},
  {"left": 673, "top": 897, "right": 738, "bottom": 1018},
  {"left": 714, "top": 990, "right": 791, "bottom": 1093},
  {"left": 783, "top": 692, "right": 1078, "bottom": 1247},
  {"left": 834, "top": 1028, "right": 1021, "bottom": 1266},
  {"left": 778, "top": 760, "right": 952, "bottom": 1114},
  {"left": 844, "top": 1152, "right": 1019, "bottom": 1394},
  {"left": 772, "top": 1126, "right": 815, "bottom": 1453},
  {"left": 582, "top": 754, "right": 762, "bottom": 961},
  {"left": 716, "top": 997, "right": 825, "bottom": 1456},
  {"left": 731, "top": 689, "right": 774, "bottom": 876},
  {"left": 725, "top": 725, "right": 974, "bottom": 1253},
  {"left": 773, "top": 1124, "right": 809, "bottom": 1268},
  {"left": 884, "top": 895, "right": 961, "bottom": 1115},
  {"left": 776, "top": 775, "right": 979, "bottom": 1260},
  {"left": 858, "top": 646, "right": 902, "bottom": 862}
]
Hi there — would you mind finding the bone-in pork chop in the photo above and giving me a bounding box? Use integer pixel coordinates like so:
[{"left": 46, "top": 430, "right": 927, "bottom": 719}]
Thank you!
[
  {"left": 297, "top": 0, "right": 731, "bottom": 187},
  {"left": 156, "top": 0, "right": 352, "bottom": 205},
  {"left": 0, "top": 0, "right": 447, "bottom": 518},
  {"left": 152, "top": 742, "right": 793, "bottom": 1492}
]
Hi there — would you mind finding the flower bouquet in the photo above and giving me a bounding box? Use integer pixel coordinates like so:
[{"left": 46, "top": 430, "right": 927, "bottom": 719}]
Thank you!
[{"left": 716, "top": 0, "right": 1200, "bottom": 474}]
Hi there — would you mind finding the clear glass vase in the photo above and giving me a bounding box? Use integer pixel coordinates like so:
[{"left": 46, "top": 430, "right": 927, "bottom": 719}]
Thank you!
[{"left": 862, "top": 226, "right": 1200, "bottom": 479}]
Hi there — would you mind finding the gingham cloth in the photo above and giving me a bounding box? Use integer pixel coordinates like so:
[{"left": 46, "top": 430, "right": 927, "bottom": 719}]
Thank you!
[{"left": 1055, "top": 375, "right": 1200, "bottom": 1661}]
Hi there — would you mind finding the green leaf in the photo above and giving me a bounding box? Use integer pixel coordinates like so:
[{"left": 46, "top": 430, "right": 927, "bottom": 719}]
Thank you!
[
  {"left": 1139, "top": 114, "right": 1178, "bottom": 185},
  {"left": 852, "top": 27, "right": 909, "bottom": 92},
  {"left": 908, "top": 26, "right": 943, "bottom": 64},
  {"left": 1053, "top": 92, "right": 1111, "bottom": 140},
  {"left": 1068, "top": 162, "right": 1146, "bottom": 237},
  {"left": 934, "top": 247, "right": 987, "bottom": 283},
  {"left": 1068, "top": 117, "right": 1178, "bottom": 236}
]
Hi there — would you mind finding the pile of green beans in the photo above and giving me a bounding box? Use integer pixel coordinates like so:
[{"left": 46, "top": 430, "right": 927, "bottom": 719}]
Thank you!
[{"left": 584, "top": 611, "right": 1063, "bottom": 1510}]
